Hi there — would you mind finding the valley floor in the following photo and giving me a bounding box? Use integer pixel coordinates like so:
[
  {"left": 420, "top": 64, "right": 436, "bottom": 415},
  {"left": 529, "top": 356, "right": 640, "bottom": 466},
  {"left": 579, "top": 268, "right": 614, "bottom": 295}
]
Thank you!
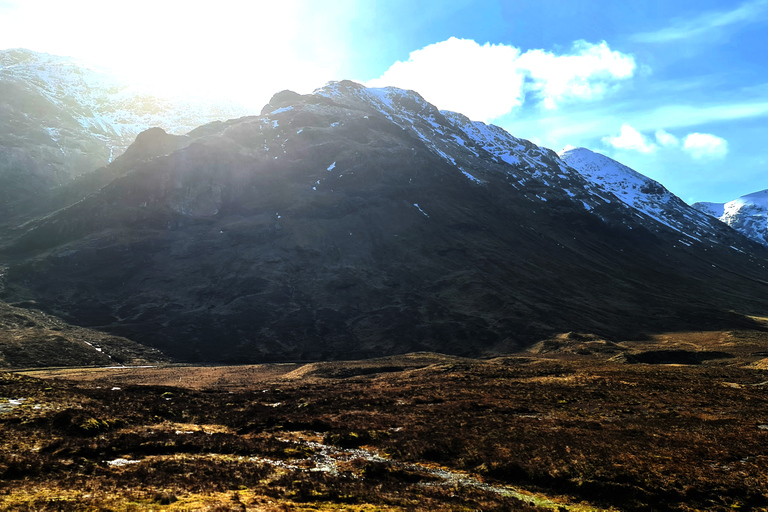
[{"left": 3, "top": 329, "right": 768, "bottom": 511}]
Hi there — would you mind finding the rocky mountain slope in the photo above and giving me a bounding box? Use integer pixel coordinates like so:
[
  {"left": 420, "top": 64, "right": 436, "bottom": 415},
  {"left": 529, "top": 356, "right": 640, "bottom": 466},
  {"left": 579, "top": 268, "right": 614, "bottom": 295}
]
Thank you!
[
  {"left": 693, "top": 190, "right": 768, "bottom": 247},
  {"left": 558, "top": 147, "right": 737, "bottom": 244},
  {"left": 2, "top": 80, "right": 768, "bottom": 363},
  {"left": 0, "top": 48, "right": 251, "bottom": 213},
  {"left": 0, "top": 299, "right": 166, "bottom": 367}
]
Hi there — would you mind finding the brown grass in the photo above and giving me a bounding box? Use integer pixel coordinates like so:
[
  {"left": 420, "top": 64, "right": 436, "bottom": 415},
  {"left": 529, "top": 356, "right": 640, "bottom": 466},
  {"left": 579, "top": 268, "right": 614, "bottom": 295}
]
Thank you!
[{"left": 3, "top": 330, "right": 768, "bottom": 510}]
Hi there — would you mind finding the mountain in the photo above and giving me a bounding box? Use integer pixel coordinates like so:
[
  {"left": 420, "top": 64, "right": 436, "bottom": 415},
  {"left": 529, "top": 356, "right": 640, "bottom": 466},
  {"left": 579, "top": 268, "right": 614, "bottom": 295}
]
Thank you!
[
  {"left": 693, "top": 190, "right": 768, "bottom": 247},
  {"left": 2, "top": 80, "right": 768, "bottom": 363},
  {"left": 562, "top": 147, "right": 768, "bottom": 249},
  {"left": 558, "top": 147, "right": 748, "bottom": 246},
  {"left": 0, "top": 48, "right": 251, "bottom": 213}
]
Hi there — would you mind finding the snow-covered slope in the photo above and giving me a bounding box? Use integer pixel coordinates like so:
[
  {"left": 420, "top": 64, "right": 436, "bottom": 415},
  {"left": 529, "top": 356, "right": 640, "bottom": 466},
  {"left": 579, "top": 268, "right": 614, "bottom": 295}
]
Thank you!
[
  {"left": 306, "top": 83, "right": 758, "bottom": 253},
  {"left": 693, "top": 190, "right": 768, "bottom": 247},
  {"left": 560, "top": 146, "right": 767, "bottom": 249},
  {"left": 0, "top": 48, "right": 252, "bottom": 206},
  {"left": 309, "top": 82, "right": 609, "bottom": 213},
  {"left": 0, "top": 48, "right": 250, "bottom": 154},
  {"left": 559, "top": 147, "right": 736, "bottom": 246},
  {"left": 693, "top": 202, "right": 726, "bottom": 218}
]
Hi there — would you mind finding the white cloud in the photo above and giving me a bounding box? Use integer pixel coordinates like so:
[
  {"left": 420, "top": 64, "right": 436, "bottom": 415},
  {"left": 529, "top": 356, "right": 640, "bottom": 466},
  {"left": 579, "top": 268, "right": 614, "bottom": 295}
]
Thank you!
[
  {"left": 367, "top": 37, "right": 635, "bottom": 121},
  {"left": 631, "top": 0, "right": 768, "bottom": 43},
  {"left": 603, "top": 124, "right": 657, "bottom": 153},
  {"left": 602, "top": 127, "right": 727, "bottom": 160},
  {"left": 516, "top": 41, "right": 636, "bottom": 109},
  {"left": 655, "top": 129, "right": 679, "bottom": 147},
  {"left": 366, "top": 37, "right": 526, "bottom": 122},
  {"left": 683, "top": 133, "right": 728, "bottom": 159}
]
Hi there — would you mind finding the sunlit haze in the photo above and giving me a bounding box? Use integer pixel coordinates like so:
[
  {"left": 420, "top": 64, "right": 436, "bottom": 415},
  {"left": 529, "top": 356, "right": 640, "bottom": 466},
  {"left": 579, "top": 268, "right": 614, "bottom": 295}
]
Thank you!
[
  {"left": 1, "top": 0, "right": 767, "bottom": 203},
  {"left": 0, "top": 0, "right": 349, "bottom": 106}
]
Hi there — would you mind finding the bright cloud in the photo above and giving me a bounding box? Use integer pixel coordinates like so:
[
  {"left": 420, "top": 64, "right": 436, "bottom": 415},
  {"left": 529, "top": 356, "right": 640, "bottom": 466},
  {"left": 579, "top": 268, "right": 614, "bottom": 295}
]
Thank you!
[
  {"left": 655, "top": 129, "right": 679, "bottom": 147},
  {"left": 603, "top": 124, "right": 657, "bottom": 153},
  {"left": 517, "top": 41, "right": 636, "bottom": 109},
  {"left": 683, "top": 133, "right": 728, "bottom": 159},
  {"left": 603, "top": 126, "right": 728, "bottom": 160},
  {"left": 367, "top": 37, "right": 635, "bottom": 121},
  {"left": 366, "top": 38, "right": 526, "bottom": 122}
]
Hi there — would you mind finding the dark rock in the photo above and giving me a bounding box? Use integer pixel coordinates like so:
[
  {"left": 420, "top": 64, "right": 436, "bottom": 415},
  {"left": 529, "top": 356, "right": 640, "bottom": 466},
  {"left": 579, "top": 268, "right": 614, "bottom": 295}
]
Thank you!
[{"left": 261, "top": 90, "right": 303, "bottom": 114}]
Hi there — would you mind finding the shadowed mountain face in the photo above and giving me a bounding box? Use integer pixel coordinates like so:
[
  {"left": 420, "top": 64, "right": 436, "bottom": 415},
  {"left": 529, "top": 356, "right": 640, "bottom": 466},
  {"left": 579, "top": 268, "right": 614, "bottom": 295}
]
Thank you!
[{"left": 2, "top": 80, "right": 768, "bottom": 363}]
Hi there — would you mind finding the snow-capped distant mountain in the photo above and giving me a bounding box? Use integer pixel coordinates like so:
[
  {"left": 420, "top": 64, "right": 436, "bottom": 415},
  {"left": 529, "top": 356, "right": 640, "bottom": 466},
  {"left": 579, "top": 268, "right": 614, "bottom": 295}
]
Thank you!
[
  {"left": 558, "top": 147, "right": 739, "bottom": 247},
  {"left": 693, "top": 202, "right": 726, "bottom": 218},
  {"left": 0, "top": 48, "right": 252, "bottom": 207},
  {"left": 693, "top": 190, "right": 768, "bottom": 247}
]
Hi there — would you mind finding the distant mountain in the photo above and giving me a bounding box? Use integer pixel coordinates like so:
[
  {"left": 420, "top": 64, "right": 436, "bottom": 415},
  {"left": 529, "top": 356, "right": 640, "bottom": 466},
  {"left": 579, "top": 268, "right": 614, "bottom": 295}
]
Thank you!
[
  {"left": 2, "top": 80, "right": 768, "bottom": 363},
  {"left": 693, "top": 190, "right": 768, "bottom": 247},
  {"left": 559, "top": 147, "right": 744, "bottom": 247},
  {"left": 0, "top": 48, "right": 251, "bottom": 211}
]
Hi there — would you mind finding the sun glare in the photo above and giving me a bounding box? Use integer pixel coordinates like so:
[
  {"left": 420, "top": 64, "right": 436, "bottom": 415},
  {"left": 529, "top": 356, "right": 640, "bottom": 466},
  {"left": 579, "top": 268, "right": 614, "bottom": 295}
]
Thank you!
[{"left": 1, "top": 0, "right": 344, "bottom": 107}]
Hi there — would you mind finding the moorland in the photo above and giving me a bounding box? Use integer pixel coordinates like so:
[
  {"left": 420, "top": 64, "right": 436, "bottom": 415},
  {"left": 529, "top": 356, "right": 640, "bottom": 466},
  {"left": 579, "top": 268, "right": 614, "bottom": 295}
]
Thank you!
[{"left": 2, "top": 327, "right": 768, "bottom": 511}]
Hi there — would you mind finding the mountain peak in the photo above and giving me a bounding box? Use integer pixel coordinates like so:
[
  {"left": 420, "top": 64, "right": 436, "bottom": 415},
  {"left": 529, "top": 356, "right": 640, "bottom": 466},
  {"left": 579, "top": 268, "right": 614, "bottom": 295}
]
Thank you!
[
  {"left": 558, "top": 146, "right": 593, "bottom": 156},
  {"left": 261, "top": 89, "right": 304, "bottom": 114},
  {"left": 693, "top": 188, "right": 768, "bottom": 246},
  {"left": 559, "top": 146, "right": 736, "bottom": 243},
  {"left": 118, "top": 127, "right": 190, "bottom": 163}
]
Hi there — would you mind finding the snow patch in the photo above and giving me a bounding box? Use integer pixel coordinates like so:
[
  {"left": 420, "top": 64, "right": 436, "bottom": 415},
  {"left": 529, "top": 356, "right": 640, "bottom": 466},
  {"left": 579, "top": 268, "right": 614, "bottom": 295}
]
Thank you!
[
  {"left": 461, "top": 170, "right": 482, "bottom": 184},
  {"left": 269, "top": 106, "right": 293, "bottom": 114},
  {"left": 414, "top": 203, "right": 430, "bottom": 218},
  {"left": 107, "top": 458, "right": 141, "bottom": 467}
]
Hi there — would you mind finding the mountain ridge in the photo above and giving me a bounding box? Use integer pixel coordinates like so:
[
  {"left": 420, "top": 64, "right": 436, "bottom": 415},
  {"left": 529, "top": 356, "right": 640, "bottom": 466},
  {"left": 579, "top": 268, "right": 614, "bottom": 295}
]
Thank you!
[
  {"left": 693, "top": 189, "right": 768, "bottom": 247},
  {"left": 2, "top": 78, "right": 768, "bottom": 363},
  {"left": 0, "top": 48, "right": 252, "bottom": 213}
]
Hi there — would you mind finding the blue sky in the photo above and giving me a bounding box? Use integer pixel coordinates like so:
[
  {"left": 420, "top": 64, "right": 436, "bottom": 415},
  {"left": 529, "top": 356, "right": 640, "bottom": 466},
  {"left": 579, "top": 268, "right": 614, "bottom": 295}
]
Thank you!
[{"left": 1, "top": 0, "right": 766, "bottom": 203}]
